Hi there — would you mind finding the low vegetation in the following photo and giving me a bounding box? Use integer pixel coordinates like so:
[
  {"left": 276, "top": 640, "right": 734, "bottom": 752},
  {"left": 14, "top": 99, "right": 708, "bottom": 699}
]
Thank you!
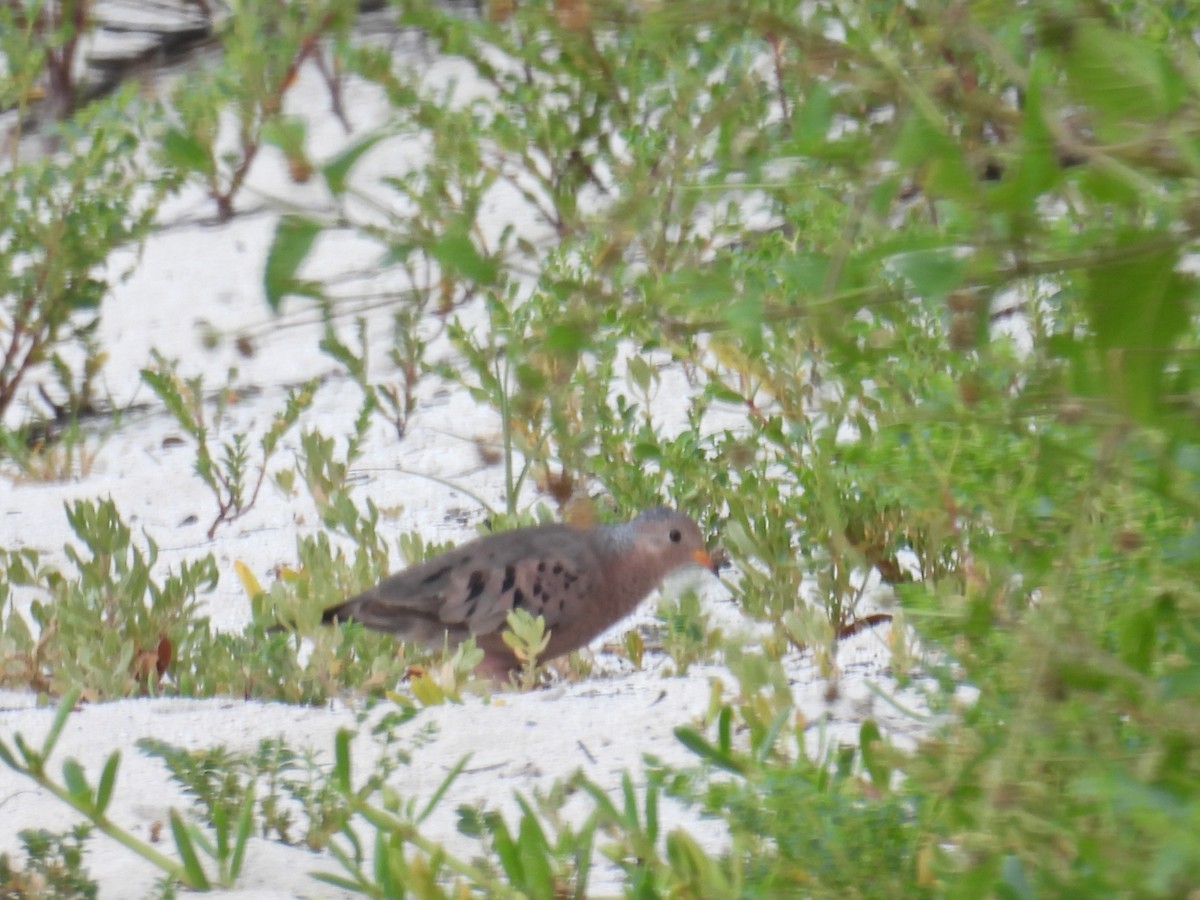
[{"left": 2, "top": 0, "right": 1199, "bottom": 896}]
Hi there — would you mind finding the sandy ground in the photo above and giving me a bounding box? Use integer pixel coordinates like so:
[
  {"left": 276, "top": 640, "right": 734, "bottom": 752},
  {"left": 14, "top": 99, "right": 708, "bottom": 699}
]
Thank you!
[{"left": 0, "top": 12, "right": 942, "bottom": 898}]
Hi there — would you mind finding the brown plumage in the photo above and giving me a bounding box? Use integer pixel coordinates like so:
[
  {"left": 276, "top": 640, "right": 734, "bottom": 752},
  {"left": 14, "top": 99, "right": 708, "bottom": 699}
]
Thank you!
[{"left": 322, "top": 507, "right": 715, "bottom": 678}]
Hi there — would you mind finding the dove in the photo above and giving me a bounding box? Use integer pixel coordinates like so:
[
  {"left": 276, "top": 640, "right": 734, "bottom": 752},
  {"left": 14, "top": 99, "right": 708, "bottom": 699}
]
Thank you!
[{"left": 322, "top": 507, "right": 716, "bottom": 679}]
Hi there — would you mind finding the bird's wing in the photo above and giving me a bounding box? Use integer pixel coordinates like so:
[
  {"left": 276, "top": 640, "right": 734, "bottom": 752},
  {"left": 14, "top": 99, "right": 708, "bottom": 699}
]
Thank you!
[
  {"left": 441, "top": 545, "right": 599, "bottom": 635},
  {"left": 324, "top": 526, "right": 598, "bottom": 643}
]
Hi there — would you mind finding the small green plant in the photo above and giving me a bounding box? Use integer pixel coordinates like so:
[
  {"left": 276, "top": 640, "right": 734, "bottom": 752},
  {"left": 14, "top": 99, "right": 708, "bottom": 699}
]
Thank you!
[
  {"left": 438, "top": 303, "right": 553, "bottom": 516},
  {"left": 294, "top": 423, "right": 386, "bottom": 550},
  {"left": 502, "top": 608, "right": 551, "bottom": 690},
  {"left": 0, "top": 88, "right": 159, "bottom": 423},
  {"left": 314, "top": 729, "right": 507, "bottom": 897},
  {"left": 262, "top": 741, "right": 350, "bottom": 852},
  {"left": 161, "top": 1, "right": 355, "bottom": 220},
  {"left": 138, "top": 736, "right": 352, "bottom": 855},
  {"left": 779, "top": 606, "right": 838, "bottom": 680},
  {"left": 572, "top": 770, "right": 672, "bottom": 895},
  {"left": 318, "top": 314, "right": 428, "bottom": 442},
  {"left": 0, "top": 825, "right": 97, "bottom": 900},
  {"left": 1, "top": 698, "right": 434, "bottom": 895},
  {"left": 619, "top": 628, "right": 646, "bottom": 671},
  {"left": 0, "top": 326, "right": 113, "bottom": 482},
  {"left": 564, "top": 648, "right": 595, "bottom": 681},
  {"left": 0, "top": 494, "right": 418, "bottom": 703},
  {"left": 672, "top": 710, "right": 924, "bottom": 898},
  {"left": 0, "top": 417, "right": 103, "bottom": 484},
  {"left": 715, "top": 648, "right": 801, "bottom": 761},
  {"left": 457, "top": 788, "right": 599, "bottom": 899},
  {"left": 0, "top": 498, "right": 219, "bottom": 699},
  {"left": 0, "top": 691, "right": 214, "bottom": 890},
  {"left": 657, "top": 590, "right": 721, "bottom": 676},
  {"left": 141, "top": 358, "right": 317, "bottom": 538},
  {"left": 134, "top": 738, "right": 256, "bottom": 887},
  {"left": 404, "top": 638, "right": 486, "bottom": 706}
]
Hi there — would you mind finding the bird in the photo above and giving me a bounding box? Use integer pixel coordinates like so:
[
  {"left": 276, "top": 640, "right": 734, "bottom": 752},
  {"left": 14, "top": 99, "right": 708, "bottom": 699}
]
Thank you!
[{"left": 322, "top": 506, "right": 716, "bottom": 679}]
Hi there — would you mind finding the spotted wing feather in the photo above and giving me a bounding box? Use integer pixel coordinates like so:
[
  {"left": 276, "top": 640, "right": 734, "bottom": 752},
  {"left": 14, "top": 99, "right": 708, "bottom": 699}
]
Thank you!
[{"left": 323, "top": 524, "right": 600, "bottom": 645}]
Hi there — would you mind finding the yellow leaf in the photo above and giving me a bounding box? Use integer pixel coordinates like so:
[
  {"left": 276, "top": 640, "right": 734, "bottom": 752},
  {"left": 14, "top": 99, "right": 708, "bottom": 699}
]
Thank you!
[
  {"left": 278, "top": 566, "right": 304, "bottom": 583},
  {"left": 916, "top": 837, "right": 937, "bottom": 887},
  {"left": 234, "top": 560, "right": 263, "bottom": 598},
  {"left": 410, "top": 674, "right": 446, "bottom": 706}
]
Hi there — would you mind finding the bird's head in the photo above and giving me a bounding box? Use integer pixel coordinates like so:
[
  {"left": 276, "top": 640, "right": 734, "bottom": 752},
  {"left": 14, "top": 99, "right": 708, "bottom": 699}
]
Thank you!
[{"left": 626, "top": 507, "right": 717, "bottom": 575}]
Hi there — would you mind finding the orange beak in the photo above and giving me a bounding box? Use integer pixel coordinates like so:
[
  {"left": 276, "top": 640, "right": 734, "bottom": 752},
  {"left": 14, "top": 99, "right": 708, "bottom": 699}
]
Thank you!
[{"left": 693, "top": 548, "right": 719, "bottom": 574}]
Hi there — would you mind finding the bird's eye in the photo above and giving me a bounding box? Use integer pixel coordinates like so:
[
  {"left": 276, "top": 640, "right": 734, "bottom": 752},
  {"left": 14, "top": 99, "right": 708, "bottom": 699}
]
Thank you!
[{"left": 669, "top": 529, "right": 682, "bottom": 543}]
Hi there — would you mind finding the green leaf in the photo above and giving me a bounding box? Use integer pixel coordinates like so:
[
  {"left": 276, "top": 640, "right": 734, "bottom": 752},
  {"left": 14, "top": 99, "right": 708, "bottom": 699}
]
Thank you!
[
  {"left": 229, "top": 782, "right": 255, "bottom": 882},
  {"left": 261, "top": 116, "right": 307, "bottom": 156},
  {"left": 990, "top": 55, "right": 1059, "bottom": 215},
  {"left": 515, "top": 799, "right": 554, "bottom": 895},
  {"left": 42, "top": 689, "right": 81, "bottom": 759},
  {"left": 666, "top": 830, "right": 716, "bottom": 889},
  {"left": 1116, "top": 604, "right": 1158, "bottom": 675},
  {"left": 859, "top": 719, "right": 890, "bottom": 793},
  {"left": 322, "top": 133, "right": 387, "bottom": 196},
  {"left": 721, "top": 294, "right": 764, "bottom": 350},
  {"left": 717, "top": 705, "right": 732, "bottom": 755},
  {"left": 430, "top": 230, "right": 498, "bottom": 285},
  {"left": 754, "top": 706, "right": 792, "bottom": 764},
  {"left": 632, "top": 441, "right": 661, "bottom": 462},
  {"left": 892, "top": 113, "right": 975, "bottom": 201},
  {"left": 62, "top": 759, "right": 90, "bottom": 803},
  {"left": 332, "top": 729, "right": 353, "bottom": 794},
  {"left": 485, "top": 811, "right": 522, "bottom": 882},
  {"left": 644, "top": 777, "right": 659, "bottom": 846},
  {"left": 674, "top": 264, "right": 736, "bottom": 310},
  {"left": 791, "top": 83, "right": 834, "bottom": 154},
  {"left": 263, "top": 215, "right": 323, "bottom": 312},
  {"left": 213, "top": 799, "right": 229, "bottom": 860},
  {"left": 674, "top": 726, "right": 747, "bottom": 776},
  {"left": 888, "top": 248, "right": 967, "bottom": 302},
  {"left": 416, "top": 753, "right": 470, "bottom": 824},
  {"left": 574, "top": 775, "right": 621, "bottom": 822},
  {"left": 1082, "top": 236, "right": 1192, "bottom": 423},
  {"left": 543, "top": 319, "right": 590, "bottom": 353},
  {"left": 373, "top": 828, "right": 401, "bottom": 895},
  {"left": 162, "top": 128, "right": 212, "bottom": 174},
  {"left": 169, "top": 809, "right": 211, "bottom": 890},
  {"left": 1060, "top": 18, "right": 1173, "bottom": 137},
  {"left": 621, "top": 772, "right": 638, "bottom": 827},
  {"left": 380, "top": 240, "right": 415, "bottom": 266},
  {"left": 13, "top": 735, "right": 38, "bottom": 770},
  {"left": 94, "top": 751, "right": 120, "bottom": 816},
  {"left": 999, "top": 852, "right": 1035, "bottom": 900}
]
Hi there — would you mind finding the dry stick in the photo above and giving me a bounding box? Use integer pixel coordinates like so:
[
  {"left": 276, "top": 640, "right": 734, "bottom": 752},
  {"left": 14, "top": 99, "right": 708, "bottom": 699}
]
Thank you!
[
  {"left": 207, "top": 459, "right": 271, "bottom": 540},
  {"left": 312, "top": 45, "right": 351, "bottom": 132}
]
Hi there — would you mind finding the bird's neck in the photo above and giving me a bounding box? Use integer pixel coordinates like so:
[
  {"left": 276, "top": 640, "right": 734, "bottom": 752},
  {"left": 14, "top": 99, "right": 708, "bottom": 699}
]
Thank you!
[{"left": 596, "top": 525, "right": 665, "bottom": 612}]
